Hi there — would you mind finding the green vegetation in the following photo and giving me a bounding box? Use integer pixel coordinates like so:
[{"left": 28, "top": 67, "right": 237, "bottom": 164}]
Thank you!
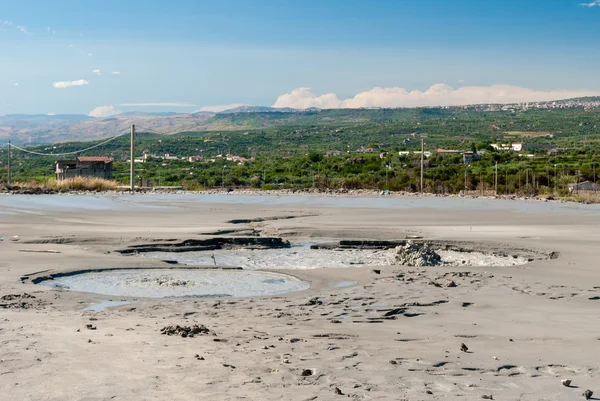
[{"left": 2, "top": 107, "right": 600, "bottom": 196}]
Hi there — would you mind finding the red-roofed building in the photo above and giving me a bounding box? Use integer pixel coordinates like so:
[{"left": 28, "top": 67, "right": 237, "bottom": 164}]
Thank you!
[{"left": 56, "top": 156, "right": 114, "bottom": 180}]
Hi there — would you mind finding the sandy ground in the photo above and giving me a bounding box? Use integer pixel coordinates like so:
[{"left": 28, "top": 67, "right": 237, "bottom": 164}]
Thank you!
[{"left": 1, "top": 194, "right": 600, "bottom": 401}]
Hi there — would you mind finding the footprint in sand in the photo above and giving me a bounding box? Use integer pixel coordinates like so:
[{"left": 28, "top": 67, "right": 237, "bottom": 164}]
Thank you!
[
  {"left": 535, "top": 364, "right": 579, "bottom": 376},
  {"left": 495, "top": 364, "right": 527, "bottom": 376}
]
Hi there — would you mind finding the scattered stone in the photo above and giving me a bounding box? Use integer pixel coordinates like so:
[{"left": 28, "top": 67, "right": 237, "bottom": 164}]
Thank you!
[
  {"left": 481, "top": 395, "right": 493, "bottom": 400},
  {"left": 426, "top": 390, "right": 433, "bottom": 395},
  {"left": 583, "top": 390, "right": 593, "bottom": 400},
  {"left": 301, "top": 369, "right": 315, "bottom": 377},
  {"left": 222, "top": 363, "right": 236, "bottom": 369},
  {"left": 9, "top": 236, "right": 20, "bottom": 242},
  {"left": 160, "top": 324, "right": 210, "bottom": 338},
  {"left": 393, "top": 241, "right": 442, "bottom": 267},
  {"left": 0, "top": 293, "right": 35, "bottom": 301},
  {"left": 460, "top": 343, "right": 469, "bottom": 352},
  {"left": 85, "top": 324, "right": 96, "bottom": 330},
  {"left": 334, "top": 387, "right": 344, "bottom": 395},
  {"left": 562, "top": 379, "right": 572, "bottom": 387},
  {"left": 372, "top": 269, "right": 381, "bottom": 274},
  {"left": 306, "top": 297, "right": 323, "bottom": 306},
  {"left": 194, "top": 354, "right": 205, "bottom": 360}
]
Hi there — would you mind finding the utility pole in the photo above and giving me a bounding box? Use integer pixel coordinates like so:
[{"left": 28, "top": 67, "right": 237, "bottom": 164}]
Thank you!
[
  {"left": 130, "top": 125, "right": 135, "bottom": 192},
  {"left": 420, "top": 137, "right": 424, "bottom": 194},
  {"left": 464, "top": 167, "right": 467, "bottom": 193},
  {"left": 495, "top": 162, "right": 498, "bottom": 195},
  {"left": 7, "top": 140, "right": 11, "bottom": 184},
  {"left": 480, "top": 171, "right": 483, "bottom": 196},
  {"left": 554, "top": 164, "right": 557, "bottom": 194}
]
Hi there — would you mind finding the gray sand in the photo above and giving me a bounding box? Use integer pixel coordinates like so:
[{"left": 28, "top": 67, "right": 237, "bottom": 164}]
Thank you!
[{"left": 1, "top": 193, "right": 599, "bottom": 400}]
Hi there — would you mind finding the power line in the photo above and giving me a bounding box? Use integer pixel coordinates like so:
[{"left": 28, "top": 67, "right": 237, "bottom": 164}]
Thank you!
[{"left": 5, "top": 131, "right": 129, "bottom": 157}]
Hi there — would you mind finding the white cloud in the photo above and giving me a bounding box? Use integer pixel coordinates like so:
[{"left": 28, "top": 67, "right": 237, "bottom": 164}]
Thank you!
[
  {"left": 89, "top": 105, "right": 120, "bottom": 118},
  {"left": 196, "top": 103, "right": 246, "bottom": 113},
  {"left": 273, "top": 88, "right": 342, "bottom": 109},
  {"left": 68, "top": 44, "right": 73, "bottom": 48},
  {"left": 111, "top": 71, "right": 121, "bottom": 75},
  {"left": 580, "top": 0, "right": 600, "bottom": 6},
  {"left": 92, "top": 69, "right": 101, "bottom": 75},
  {"left": 2, "top": 20, "right": 12, "bottom": 26},
  {"left": 119, "top": 102, "right": 196, "bottom": 107},
  {"left": 272, "top": 84, "right": 600, "bottom": 109},
  {"left": 87, "top": 53, "right": 93, "bottom": 57},
  {"left": 15, "top": 25, "right": 29, "bottom": 34},
  {"left": 13, "top": 82, "right": 19, "bottom": 87},
  {"left": 53, "top": 79, "right": 89, "bottom": 89}
]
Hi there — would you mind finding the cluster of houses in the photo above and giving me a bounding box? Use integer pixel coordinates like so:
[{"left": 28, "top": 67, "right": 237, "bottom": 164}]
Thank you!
[
  {"left": 133, "top": 152, "right": 254, "bottom": 166},
  {"left": 324, "top": 141, "right": 557, "bottom": 165}
]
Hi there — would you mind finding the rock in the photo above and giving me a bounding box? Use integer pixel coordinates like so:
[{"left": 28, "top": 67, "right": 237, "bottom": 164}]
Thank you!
[
  {"left": 460, "top": 343, "right": 469, "bottom": 352},
  {"left": 426, "top": 390, "right": 433, "bottom": 395},
  {"left": 85, "top": 324, "right": 96, "bottom": 330},
  {"left": 9, "top": 236, "right": 20, "bottom": 242},
  {"left": 583, "top": 390, "right": 593, "bottom": 400},
  {"left": 372, "top": 269, "right": 381, "bottom": 274},
  {"left": 334, "top": 387, "right": 344, "bottom": 395},
  {"left": 301, "top": 369, "right": 315, "bottom": 377},
  {"left": 443, "top": 280, "right": 457, "bottom": 288},
  {"left": 0, "top": 293, "right": 35, "bottom": 301},
  {"left": 562, "top": 379, "right": 572, "bottom": 387},
  {"left": 160, "top": 324, "right": 210, "bottom": 338},
  {"left": 392, "top": 241, "right": 442, "bottom": 267},
  {"left": 306, "top": 297, "right": 323, "bottom": 306},
  {"left": 481, "top": 396, "right": 493, "bottom": 400}
]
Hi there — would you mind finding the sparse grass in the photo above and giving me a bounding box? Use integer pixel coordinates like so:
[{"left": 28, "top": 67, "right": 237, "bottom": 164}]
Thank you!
[
  {"left": 559, "top": 192, "right": 600, "bottom": 204},
  {"left": 6, "top": 177, "right": 118, "bottom": 191},
  {"left": 49, "top": 177, "right": 118, "bottom": 191}
]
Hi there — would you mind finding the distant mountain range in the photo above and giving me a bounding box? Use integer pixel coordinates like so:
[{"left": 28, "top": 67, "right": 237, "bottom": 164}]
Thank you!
[{"left": 2, "top": 97, "right": 600, "bottom": 145}]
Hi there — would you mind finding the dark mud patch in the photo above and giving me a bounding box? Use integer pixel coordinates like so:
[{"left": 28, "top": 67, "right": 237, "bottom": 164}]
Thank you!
[
  {"left": 24, "top": 236, "right": 179, "bottom": 245},
  {"left": 117, "top": 237, "right": 290, "bottom": 254},
  {"left": 199, "top": 228, "right": 260, "bottom": 236},
  {"left": 226, "top": 214, "right": 317, "bottom": 224}
]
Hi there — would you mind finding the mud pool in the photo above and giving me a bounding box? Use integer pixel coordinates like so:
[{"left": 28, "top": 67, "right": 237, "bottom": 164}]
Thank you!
[
  {"left": 39, "top": 269, "right": 309, "bottom": 298},
  {"left": 143, "top": 242, "right": 531, "bottom": 269}
]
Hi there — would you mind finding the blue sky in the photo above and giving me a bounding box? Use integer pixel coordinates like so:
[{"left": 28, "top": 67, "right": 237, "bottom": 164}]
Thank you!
[{"left": 1, "top": 0, "right": 600, "bottom": 115}]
